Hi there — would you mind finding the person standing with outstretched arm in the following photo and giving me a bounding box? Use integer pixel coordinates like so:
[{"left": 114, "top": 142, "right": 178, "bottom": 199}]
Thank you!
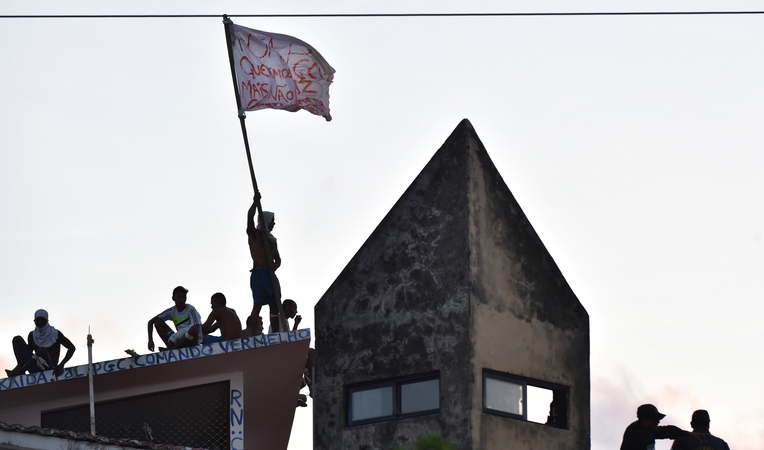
[
  {"left": 248, "top": 192, "right": 282, "bottom": 333},
  {"left": 620, "top": 404, "right": 706, "bottom": 450}
]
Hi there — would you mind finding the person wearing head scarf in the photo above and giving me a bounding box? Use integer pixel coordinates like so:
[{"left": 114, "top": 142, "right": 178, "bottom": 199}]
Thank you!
[
  {"left": 5, "top": 309, "right": 76, "bottom": 378},
  {"left": 247, "top": 192, "right": 283, "bottom": 334}
]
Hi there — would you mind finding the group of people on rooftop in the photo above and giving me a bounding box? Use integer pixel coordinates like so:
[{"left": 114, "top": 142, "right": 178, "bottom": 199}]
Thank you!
[
  {"left": 145, "top": 286, "right": 302, "bottom": 352},
  {"left": 5, "top": 194, "right": 313, "bottom": 405}
]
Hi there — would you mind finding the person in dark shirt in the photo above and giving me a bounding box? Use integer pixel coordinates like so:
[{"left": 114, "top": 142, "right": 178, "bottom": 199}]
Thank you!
[
  {"left": 5, "top": 309, "right": 76, "bottom": 377},
  {"left": 671, "top": 410, "right": 730, "bottom": 450},
  {"left": 620, "top": 404, "right": 703, "bottom": 450}
]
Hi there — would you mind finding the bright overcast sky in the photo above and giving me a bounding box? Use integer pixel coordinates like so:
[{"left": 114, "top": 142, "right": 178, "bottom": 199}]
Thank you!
[{"left": 1, "top": 1, "right": 763, "bottom": 449}]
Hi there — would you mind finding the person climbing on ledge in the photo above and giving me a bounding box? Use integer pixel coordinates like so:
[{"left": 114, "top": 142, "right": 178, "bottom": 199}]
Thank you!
[
  {"left": 147, "top": 286, "right": 203, "bottom": 351},
  {"left": 247, "top": 191, "right": 282, "bottom": 334},
  {"left": 6, "top": 309, "right": 76, "bottom": 377},
  {"left": 267, "top": 298, "right": 314, "bottom": 408}
]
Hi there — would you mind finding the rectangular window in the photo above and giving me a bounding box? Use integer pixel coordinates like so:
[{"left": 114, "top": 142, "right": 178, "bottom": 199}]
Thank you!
[
  {"left": 346, "top": 373, "right": 439, "bottom": 426},
  {"left": 484, "top": 376, "right": 524, "bottom": 417},
  {"left": 350, "top": 385, "right": 394, "bottom": 422},
  {"left": 400, "top": 378, "right": 439, "bottom": 415},
  {"left": 483, "top": 370, "right": 569, "bottom": 429}
]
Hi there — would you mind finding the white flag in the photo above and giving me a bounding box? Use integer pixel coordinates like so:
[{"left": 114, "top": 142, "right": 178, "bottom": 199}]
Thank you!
[{"left": 230, "top": 24, "right": 335, "bottom": 121}]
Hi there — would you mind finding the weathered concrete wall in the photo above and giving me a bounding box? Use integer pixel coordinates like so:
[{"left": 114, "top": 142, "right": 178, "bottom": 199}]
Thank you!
[
  {"left": 314, "top": 124, "right": 475, "bottom": 450},
  {"left": 464, "top": 123, "right": 590, "bottom": 449},
  {"left": 314, "top": 119, "right": 590, "bottom": 450}
]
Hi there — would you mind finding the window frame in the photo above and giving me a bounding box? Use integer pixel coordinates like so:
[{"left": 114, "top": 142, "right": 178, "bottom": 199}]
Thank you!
[
  {"left": 345, "top": 372, "right": 440, "bottom": 427},
  {"left": 482, "top": 369, "right": 570, "bottom": 430}
]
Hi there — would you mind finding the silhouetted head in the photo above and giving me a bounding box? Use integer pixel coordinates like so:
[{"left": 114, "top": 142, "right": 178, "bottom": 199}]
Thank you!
[
  {"left": 211, "top": 292, "right": 226, "bottom": 309},
  {"left": 282, "top": 299, "right": 297, "bottom": 319},
  {"left": 172, "top": 286, "right": 188, "bottom": 307},
  {"left": 637, "top": 404, "right": 665, "bottom": 431},
  {"left": 33, "top": 309, "right": 49, "bottom": 328},
  {"left": 257, "top": 211, "right": 275, "bottom": 231},
  {"left": 691, "top": 410, "right": 711, "bottom": 432}
]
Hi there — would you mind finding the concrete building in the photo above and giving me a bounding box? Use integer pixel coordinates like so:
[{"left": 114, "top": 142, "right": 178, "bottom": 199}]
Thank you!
[
  {"left": 0, "top": 330, "right": 311, "bottom": 450},
  {"left": 314, "top": 119, "right": 590, "bottom": 449}
]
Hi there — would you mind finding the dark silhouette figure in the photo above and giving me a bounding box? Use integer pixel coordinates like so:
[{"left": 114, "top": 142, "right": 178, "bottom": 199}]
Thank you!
[
  {"left": 202, "top": 292, "right": 243, "bottom": 344},
  {"left": 241, "top": 315, "right": 264, "bottom": 338},
  {"left": 247, "top": 192, "right": 282, "bottom": 333},
  {"left": 620, "top": 404, "right": 704, "bottom": 450},
  {"left": 6, "top": 309, "right": 75, "bottom": 377},
  {"left": 671, "top": 410, "right": 730, "bottom": 450},
  {"left": 271, "top": 298, "right": 314, "bottom": 407}
]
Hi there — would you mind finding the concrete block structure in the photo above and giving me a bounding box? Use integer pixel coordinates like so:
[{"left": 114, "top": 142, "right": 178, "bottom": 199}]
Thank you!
[{"left": 314, "top": 119, "right": 590, "bottom": 449}]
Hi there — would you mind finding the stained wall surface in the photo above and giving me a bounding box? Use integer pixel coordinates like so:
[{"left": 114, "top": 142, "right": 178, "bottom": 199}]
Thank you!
[
  {"left": 314, "top": 120, "right": 590, "bottom": 450},
  {"left": 464, "top": 124, "right": 590, "bottom": 449}
]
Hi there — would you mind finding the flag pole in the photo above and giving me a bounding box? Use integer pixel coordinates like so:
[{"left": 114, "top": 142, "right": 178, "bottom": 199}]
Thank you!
[{"left": 223, "top": 15, "right": 289, "bottom": 333}]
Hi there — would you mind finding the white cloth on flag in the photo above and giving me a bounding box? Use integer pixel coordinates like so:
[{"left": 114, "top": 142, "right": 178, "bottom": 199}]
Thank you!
[{"left": 230, "top": 24, "right": 335, "bottom": 120}]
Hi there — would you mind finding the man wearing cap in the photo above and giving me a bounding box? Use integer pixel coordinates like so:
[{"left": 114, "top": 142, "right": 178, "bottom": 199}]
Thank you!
[
  {"left": 147, "top": 286, "right": 203, "bottom": 351},
  {"left": 5, "top": 309, "right": 76, "bottom": 377},
  {"left": 620, "top": 404, "right": 703, "bottom": 450},
  {"left": 671, "top": 410, "right": 730, "bottom": 450}
]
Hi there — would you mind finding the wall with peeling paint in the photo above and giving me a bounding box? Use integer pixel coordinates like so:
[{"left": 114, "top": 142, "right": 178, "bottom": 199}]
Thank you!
[{"left": 314, "top": 119, "right": 590, "bottom": 450}]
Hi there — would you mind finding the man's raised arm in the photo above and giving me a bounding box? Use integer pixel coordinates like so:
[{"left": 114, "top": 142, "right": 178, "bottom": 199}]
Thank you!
[{"left": 247, "top": 192, "right": 262, "bottom": 236}]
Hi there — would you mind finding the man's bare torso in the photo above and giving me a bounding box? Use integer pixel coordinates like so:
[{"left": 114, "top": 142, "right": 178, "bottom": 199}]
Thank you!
[
  {"left": 248, "top": 229, "right": 278, "bottom": 270},
  {"left": 212, "top": 307, "right": 242, "bottom": 340}
]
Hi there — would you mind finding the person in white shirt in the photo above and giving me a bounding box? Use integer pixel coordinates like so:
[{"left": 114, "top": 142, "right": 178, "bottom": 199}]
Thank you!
[{"left": 147, "top": 286, "right": 203, "bottom": 351}]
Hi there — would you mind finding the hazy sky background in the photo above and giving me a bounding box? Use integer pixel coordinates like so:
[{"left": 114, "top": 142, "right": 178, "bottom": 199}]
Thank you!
[{"left": 1, "top": 1, "right": 763, "bottom": 449}]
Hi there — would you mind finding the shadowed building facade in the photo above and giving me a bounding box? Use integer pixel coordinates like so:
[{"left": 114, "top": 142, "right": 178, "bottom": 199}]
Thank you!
[{"left": 314, "top": 119, "right": 590, "bottom": 449}]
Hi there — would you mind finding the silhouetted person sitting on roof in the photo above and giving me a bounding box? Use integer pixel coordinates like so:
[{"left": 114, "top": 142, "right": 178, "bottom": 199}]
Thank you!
[
  {"left": 241, "top": 315, "right": 264, "bottom": 338},
  {"left": 202, "top": 292, "right": 243, "bottom": 344},
  {"left": 6, "top": 309, "right": 75, "bottom": 377},
  {"left": 147, "top": 286, "right": 203, "bottom": 351},
  {"left": 247, "top": 192, "right": 282, "bottom": 333},
  {"left": 671, "top": 410, "right": 730, "bottom": 450},
  {"left": 620, "top": 404, "right": 705, "bottom": 450}
]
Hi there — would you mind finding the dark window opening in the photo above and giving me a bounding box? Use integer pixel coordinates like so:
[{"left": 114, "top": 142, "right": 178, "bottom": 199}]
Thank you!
[
  {"left": 483, "top": 369, "right": 569, "bottom": 429},
  {"left": 346, "top": 372, "right": 440, "bottom": 426}
]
